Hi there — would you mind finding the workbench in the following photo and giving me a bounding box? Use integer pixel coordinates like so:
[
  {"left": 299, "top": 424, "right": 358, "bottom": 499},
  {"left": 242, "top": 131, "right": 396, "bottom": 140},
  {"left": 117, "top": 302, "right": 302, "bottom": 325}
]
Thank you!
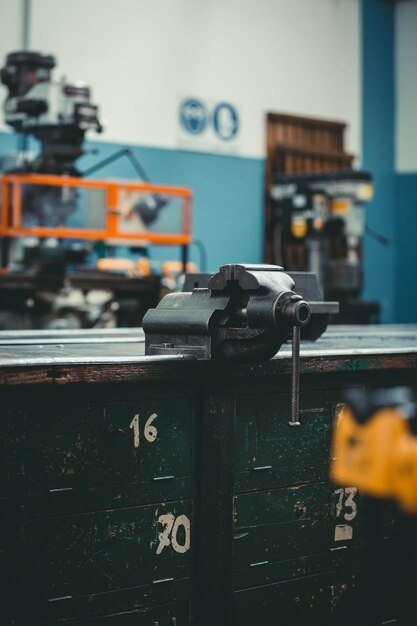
[{"left": 0, "top": 326, "right": 416, "bottom": 626}]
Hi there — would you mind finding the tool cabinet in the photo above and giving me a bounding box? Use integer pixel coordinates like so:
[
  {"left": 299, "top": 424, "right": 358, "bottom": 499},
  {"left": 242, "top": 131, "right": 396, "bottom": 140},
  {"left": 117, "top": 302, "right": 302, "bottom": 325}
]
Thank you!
[{"left": 0, "top": 326, "right": 416, "bottom": 625}]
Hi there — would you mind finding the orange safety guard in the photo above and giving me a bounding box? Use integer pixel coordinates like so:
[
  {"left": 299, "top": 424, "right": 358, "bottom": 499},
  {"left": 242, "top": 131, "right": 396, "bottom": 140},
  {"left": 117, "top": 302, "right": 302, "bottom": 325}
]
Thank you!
[{"left": 0, "top": 173, "right": 192, "bottom": 245}]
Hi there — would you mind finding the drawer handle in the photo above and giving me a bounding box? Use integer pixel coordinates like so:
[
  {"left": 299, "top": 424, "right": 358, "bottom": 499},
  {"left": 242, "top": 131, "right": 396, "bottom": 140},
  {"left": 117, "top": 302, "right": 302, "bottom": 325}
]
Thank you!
[
  {"left": 108, "top": 425, "right": 127, "bottom": 437},
  {"left": 48, "top": 595, "right": 72, "bottom": 603},
  {"left": 152, "top": 577, "right": 174, "bottom": 584},
  {"left": 294, "top": 504, "right": 307, "bottom": 518},
  {"left": 106, "top": 532, "right": 118, "bottom": 545}
]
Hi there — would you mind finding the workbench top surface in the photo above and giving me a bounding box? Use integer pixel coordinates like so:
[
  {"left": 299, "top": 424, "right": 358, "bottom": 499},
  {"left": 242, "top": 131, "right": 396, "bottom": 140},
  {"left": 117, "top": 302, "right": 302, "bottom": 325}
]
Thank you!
[{"left": 0, "top": 326, "right": 415, "bottom": 387}]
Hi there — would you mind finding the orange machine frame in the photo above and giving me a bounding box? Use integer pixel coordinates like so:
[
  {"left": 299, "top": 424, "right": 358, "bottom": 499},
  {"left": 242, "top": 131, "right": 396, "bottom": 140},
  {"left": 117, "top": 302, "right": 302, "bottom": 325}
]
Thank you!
[{"left": 0, "top": 173, "right": 192, "bottom": 245}]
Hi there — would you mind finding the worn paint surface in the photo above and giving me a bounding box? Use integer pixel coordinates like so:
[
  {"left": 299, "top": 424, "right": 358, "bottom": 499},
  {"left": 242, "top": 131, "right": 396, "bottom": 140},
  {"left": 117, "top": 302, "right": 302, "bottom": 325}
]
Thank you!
[
  {"left": 234, "top": 389, "right": 341, "bottom": 491},
  {"left": 233, "top": 481, "right": 363, "bottom": 588},
  {"left": 233, "top": 566, "right": 359, "bottom": 625},
  {"left": 27, "top": 500, "right": 191, "bottom": 601},
  {"left": 1, "top": 344, "right": 417, "bottom": 624},
  {"left": 28, "top": 397, "right": 191, "bottom": 502}
]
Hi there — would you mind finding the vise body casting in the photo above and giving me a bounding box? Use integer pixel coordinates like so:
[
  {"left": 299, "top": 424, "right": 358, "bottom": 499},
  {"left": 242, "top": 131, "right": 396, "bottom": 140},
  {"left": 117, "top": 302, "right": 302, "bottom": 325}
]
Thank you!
[{"left": 143, "top": 263, "right": 311, "bottom": 362}]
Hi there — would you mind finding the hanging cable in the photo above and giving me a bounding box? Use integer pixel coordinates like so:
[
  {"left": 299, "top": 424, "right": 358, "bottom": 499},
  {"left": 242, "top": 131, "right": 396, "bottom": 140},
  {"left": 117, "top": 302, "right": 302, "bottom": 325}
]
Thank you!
[
  {"left": 191, "top": 238, "right": 208, "bottom": 272},
  {"left": 82, "top": 147, "right": 150, "bottom": 181}
]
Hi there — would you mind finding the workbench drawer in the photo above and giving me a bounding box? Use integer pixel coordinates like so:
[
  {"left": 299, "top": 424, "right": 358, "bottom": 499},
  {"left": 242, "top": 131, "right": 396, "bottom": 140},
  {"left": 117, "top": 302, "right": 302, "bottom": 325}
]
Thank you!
[
  {"left": 0, "top": 498, "right": 10, "bottom": 600},
  {"left": 0, "top": 408, "right": 9, "bottom": 497},
  {"left": 233, "top": 566, "right": 359, "bottom": 626},
  {"left": 26, "top": 499, "right": 192, "bottom": 622},
  {"left": 233, "top": 482, "right": 362, "bottom": 589},
  {"left": 234, "top": 389, "right": 340, "bottom": 491},
  {"left": 35, "top": 600, "right": 190, "bottom": 626},
  {"left": 28, "top": 396, "right": 192, "bottom": 510}
]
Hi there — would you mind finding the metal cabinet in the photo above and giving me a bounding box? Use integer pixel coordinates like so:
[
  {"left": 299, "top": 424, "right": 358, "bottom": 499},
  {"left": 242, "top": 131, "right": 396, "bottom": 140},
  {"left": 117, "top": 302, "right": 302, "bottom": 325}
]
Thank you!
[{"left": 1, "top": 329, "right": 417, "bottom": 625}]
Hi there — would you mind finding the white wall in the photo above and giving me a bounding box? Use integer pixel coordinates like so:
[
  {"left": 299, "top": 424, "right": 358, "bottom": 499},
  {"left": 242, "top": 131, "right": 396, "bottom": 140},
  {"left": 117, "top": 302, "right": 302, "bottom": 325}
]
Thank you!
[
  {"left": 0, "top": 0, "right": 361, "bottom": 159},
  {"left": 0, "top": 1, "right": 23, "bottom": 78},
  {"left": 396, "top": 0, "right": 417, "bottom": 173}
]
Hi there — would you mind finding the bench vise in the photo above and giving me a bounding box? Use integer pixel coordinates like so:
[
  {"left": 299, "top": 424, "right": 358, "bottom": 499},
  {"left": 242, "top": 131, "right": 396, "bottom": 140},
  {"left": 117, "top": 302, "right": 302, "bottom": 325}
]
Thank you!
[
  {"left": 143, "top": 264, "right": 311, "bottom": 425},
  {"left": 143, "top": 263, "right": 311, "bottom": 361}
]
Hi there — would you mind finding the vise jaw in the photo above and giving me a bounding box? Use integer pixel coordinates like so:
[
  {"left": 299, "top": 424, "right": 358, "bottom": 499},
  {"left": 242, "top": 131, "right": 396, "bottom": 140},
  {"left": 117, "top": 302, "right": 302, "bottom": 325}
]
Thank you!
[{"left": 143, "top": 264, "right": 311, "bottom": 362}]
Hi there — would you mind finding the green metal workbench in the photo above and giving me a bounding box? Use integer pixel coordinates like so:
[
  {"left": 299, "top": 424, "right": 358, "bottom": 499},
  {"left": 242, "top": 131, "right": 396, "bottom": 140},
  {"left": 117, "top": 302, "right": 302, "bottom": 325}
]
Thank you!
[{"left": 0, "top": 325, "right": 416, "bottom": 625}]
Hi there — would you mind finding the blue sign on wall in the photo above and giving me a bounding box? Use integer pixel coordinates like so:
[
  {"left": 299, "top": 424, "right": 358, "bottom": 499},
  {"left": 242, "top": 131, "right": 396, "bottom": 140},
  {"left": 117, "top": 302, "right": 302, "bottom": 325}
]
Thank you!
[
  {"left": 178, "top": 97, "right": 240, "bottom": 154},
  {"left": 213, "top": 102, "right": 239, "bottom": 141},
  {"left": 179, "top": 98, "right": 208, "bottom": 135}
]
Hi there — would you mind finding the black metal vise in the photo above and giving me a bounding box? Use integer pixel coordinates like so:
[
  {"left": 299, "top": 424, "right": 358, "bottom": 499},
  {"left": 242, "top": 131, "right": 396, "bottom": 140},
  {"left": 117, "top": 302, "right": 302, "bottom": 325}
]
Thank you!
[{"left": 143, "top": 264, "right": 311, "bottom": 362}]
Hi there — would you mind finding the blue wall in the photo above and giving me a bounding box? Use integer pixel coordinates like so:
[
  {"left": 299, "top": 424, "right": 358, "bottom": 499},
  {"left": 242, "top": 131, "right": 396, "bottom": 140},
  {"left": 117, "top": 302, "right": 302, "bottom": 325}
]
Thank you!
[
  {"left": 361, "top": 0, "right": 396, "bottom": 322},
  {"left": 82, "top": 141, "right": 265, "bottom": 270},
  {"left": 0, "top": 130, "right": 20, "bottom": 155},
  {"left": 396, "top": 173, "right": 417, "bottom": 322}
]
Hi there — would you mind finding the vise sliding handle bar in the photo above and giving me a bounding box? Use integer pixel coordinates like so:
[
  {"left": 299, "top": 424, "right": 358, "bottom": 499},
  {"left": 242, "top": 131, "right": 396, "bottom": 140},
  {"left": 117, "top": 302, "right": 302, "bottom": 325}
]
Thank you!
[
  {"left": 290, "top": 325, "right": 302, "bottom": 427},
  {"left": 278, "top": 294, "right": 311, "bottom": 427}
]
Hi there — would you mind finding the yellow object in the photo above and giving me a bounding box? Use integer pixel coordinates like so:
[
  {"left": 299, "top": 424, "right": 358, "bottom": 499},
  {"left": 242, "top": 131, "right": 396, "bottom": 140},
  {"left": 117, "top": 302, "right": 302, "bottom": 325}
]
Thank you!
[
  {"left": 331, "top": 404, "right": 417, "bottom": 513},
  {"left": 291, "top": 219, "right": 307, "bottom": 239},
  {"left": 331, "top": 199, "right": 351, "bottom": 214}
]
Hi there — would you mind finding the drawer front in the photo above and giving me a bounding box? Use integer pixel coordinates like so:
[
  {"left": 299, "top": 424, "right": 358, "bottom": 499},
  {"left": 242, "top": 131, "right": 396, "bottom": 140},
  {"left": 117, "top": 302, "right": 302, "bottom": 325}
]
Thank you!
[
  {"left": 42, "top": 601, "right": 190, "bottom": 626},
  {"left": 0, "top": 498, "right": 10, "bottom": 608},
  {"left": 28, "top": 397, "right": 192, "bottom": 507},
  {"left": 0, "top": 408, "right": 9, "bottom": 497},
  {"left": 26, "top": 500, "right": 191, "bottom": 621},
  {"left": 234, "top": 390, "right": 341, "bottom": 491},
  {"left": 233, "top": 566, "right": 359, "bottom": 626},
  {"left": 233, "top": 482, "right": 363, "bottom": 588}
]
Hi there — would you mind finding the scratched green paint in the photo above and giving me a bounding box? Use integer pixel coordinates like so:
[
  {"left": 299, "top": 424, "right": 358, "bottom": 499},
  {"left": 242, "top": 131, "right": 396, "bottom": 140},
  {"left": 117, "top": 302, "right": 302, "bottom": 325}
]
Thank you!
[
  {"left": 28, "top": 398, "right": 191, "bottom": 496},
  {"left": 27, "top": 500, "right": 191, "bottom": 608},
  {"left": 234, "top": 566, "right": 359, "bottom": 625}
]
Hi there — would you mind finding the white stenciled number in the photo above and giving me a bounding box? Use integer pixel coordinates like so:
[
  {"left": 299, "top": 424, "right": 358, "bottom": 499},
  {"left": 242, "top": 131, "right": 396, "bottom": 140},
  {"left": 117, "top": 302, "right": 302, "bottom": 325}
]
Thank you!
[
  {"left": 171, "top": 515, "right": 191, "bottom": 554},
  {"left": 343, "top": 487, "right": 358, "bottom": 521},
  {"left": 129, "top": 414, "right": 140, "bottom": 448},
  {"left": 334, "top": 487, "right": 358, "bottom": 521},
  {"left": 144, "top": 413, "right": 158, "bottom": 442},
  {"left": 129, "top": 413, "right": 158, "bottom": 448},
  {"left": 156, "top": 513, "right": 191, "bottom": 555},
  {"left": 156, "top": 513, "right": 175, "bottom": 554}
]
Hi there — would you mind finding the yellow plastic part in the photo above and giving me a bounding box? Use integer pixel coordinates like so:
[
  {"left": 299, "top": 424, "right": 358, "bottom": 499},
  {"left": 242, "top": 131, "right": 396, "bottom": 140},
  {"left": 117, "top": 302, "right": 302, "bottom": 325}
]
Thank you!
[
  {"left": 291, "top": 220, "right": 308, "bottom": 239},
  {"left": 331, "top": 404, "right": 417, "bottom": 513}
]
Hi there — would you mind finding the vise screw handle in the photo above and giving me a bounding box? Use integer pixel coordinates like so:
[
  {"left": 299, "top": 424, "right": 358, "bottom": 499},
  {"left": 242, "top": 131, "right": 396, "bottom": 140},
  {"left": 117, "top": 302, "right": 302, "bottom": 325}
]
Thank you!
[{"left": 289, "top": 325, "right": 302, "bottom": 427}]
